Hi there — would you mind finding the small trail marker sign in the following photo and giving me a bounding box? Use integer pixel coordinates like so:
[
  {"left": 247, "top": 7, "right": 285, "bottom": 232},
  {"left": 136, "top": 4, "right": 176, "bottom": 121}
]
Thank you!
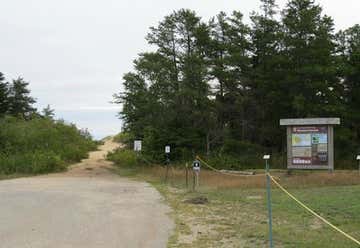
[
  {"left": 263, "top": 155, "right": 270, "bottom": 160},
  {"left": 193, "top": 160, "right": 200, "bottom": 171},
  {"left": 165, "top": 145, "right": 170, "bottom": 154},
  {"left": 134, "top": 140, "right": 142, "bottom": 152}
]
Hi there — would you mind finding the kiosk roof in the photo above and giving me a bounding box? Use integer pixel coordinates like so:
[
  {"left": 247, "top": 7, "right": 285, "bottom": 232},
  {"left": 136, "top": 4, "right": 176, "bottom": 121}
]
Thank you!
[{"left": 280, "top": 118, "right": 340, "bottom": 126}]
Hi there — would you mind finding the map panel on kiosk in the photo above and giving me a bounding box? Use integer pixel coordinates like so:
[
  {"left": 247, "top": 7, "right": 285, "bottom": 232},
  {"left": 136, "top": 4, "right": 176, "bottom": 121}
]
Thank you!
[{"left": 291, "top": 126, "right": 328, "bottom": 167}]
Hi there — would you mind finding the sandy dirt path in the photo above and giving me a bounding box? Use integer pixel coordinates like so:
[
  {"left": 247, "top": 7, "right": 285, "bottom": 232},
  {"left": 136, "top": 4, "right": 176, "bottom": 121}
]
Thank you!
[{"left": 0, "top": 138, "right": 173, "bottom": 248}]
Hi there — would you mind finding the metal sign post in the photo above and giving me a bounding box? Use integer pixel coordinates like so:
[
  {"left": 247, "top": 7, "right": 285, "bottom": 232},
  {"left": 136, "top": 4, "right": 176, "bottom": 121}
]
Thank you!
[
  {"left": 164, "top": 146, "right": 171, "bottom": 183},
  {"left": 264, "top": 154, "right": 273, "bottom": 248},
  {"left": 185, "top": 163, "right": 189, "bottom": 188}
]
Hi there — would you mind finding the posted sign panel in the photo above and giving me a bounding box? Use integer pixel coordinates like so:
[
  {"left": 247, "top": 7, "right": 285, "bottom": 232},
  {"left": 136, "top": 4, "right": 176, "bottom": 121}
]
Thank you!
[
  {"left": 281, "top": 118, "right": 339, "bottom": 171},
  {"left": 134, "top": 140, "right": 142, "bottom": 151},
  {"left": 165, "top": 145, "right": 170, "bottom": 154},
  {"left": 290, "top": 126, "right": 328, "bottom": 168}
]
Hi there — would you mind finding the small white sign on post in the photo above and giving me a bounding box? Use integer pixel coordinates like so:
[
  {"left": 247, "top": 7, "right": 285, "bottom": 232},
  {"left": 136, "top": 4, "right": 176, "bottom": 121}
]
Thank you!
[
  {"left": 165, "top": 145, "right": 170, "bottom": 154},
  {"left": 193, "top": 160, "right": 201, "bottom": 171},
  {"left": 356, "top": 155, "right": 360, "bottom": 160},
  {"left": 192, "top": 160, "right": 201, "bottom": 190},
  {"left": 134, "top": 140, "right": 142, "bottom": 152},
  {"left": 263, "top": 155, "right": 271, "bottom": 160}
]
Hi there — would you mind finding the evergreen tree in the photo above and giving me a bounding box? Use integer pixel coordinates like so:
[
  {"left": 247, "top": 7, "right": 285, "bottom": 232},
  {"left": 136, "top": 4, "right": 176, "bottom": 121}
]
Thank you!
[
  {"left": 281, "top": 0, "right": 341, "bottom": 117},
  {"left": 113, "top": 72, "right": 150, "bottom": 139},
  {"left": 336, "top": 25, "right": 360, "bottom": 142},
  {"left": 249, "top": 0, "right": 286, "bottom": 148},
  {"left": 134, "top": 9, "right": 213, "bottom": 156},
  {"left": 8, "top": 77, "right": 36, "bottom": 119},
  {"left": 42, "top": 104, "right": 55, "bottom": 119},
  {"left": 172, "top": 9, "right": 212, "bottom": 153},
  {"left": 206, "top": 11, "right": 252, "bottom": 149},
  {"left": 0, "top": 72, "right": 10, "bottom": 116}
]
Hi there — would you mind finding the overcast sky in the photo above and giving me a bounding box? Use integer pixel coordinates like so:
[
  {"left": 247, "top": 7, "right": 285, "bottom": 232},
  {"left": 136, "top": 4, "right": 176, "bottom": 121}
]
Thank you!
[{"left": 1, "top": 0, "right": 359, "bottom": 139}]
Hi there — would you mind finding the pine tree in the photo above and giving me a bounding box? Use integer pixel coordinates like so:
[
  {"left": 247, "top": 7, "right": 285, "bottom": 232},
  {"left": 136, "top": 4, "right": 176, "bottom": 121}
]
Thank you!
[
  {"left": 281, "top": 0, "right": 341, "bottom": 117},
  {"left": 0, "top": 72, "right": 10, "bottom": 116},
  {"left": 8, "top": 77, "right": 36, "bottom": 119},
  {"left": 42, "top": 104, "right": 55, "bottom": 119},
  {"left": 206, "top": 11, "right": 252, "bottom": 148},
  {"left": 143, "top": 9, "right": 213, "bottom": 155},
  {"left": 249, "top": 0, "right": 285, "bottom": 148},
  {"left": 113, "top": 72, "right": 150, "bottom": 139},
  {"left": 336, "top": 25, "right": 360, "bottom": 141}
]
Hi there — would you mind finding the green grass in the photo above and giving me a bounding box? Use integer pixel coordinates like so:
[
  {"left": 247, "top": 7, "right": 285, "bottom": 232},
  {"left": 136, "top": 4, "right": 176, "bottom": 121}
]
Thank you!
[
  {"left": 206, "top": 186, "right": 360, "bottom": 247},
  {"left": 111, "top": 164, "right": 360, "bottom": 248}
]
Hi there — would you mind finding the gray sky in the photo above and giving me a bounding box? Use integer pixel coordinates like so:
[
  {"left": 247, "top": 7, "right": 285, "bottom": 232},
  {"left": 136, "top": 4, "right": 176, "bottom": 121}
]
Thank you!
[{"left": 1, "top": 0, "right": 359, "bottom": 139}]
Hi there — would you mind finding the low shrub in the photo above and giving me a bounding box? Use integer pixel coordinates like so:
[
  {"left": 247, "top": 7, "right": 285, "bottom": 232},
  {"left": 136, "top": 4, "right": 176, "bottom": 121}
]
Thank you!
[
  {"left": 0, "top": 116, "right": 97, "bottom": 175},
  {"left": 0, "top": 151, "right": 64, "bottom": 174},
  {"left": 107, "top": 147, "right": 157, "bottom": 167},
  {"left": 107, "top": 149, "right": 140, "bottom": 167}
]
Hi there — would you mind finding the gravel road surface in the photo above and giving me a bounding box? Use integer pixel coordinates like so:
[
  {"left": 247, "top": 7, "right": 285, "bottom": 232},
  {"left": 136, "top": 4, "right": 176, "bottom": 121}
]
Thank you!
[{"left": 0, "top": 139, "right": 173, "bottom": 248}]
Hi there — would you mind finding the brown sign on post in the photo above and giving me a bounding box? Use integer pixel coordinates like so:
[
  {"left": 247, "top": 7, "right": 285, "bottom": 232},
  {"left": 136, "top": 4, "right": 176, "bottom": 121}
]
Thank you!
[{"left": 280, "top": 118, "right": 340, "bottom": 171}]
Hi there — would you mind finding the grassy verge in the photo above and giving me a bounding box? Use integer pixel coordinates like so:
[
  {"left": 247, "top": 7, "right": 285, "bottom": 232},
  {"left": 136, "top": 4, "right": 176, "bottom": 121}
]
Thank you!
[{"left": 111, "top": 163, "right": 360, "bottom": 247}]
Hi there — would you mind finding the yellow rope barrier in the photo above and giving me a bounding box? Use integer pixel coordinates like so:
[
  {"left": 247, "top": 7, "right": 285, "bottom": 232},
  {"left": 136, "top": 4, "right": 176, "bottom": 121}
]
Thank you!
[
  {"left": 196, "top": 155, "right": 261, "bottom": 177},
  {"left": 268, "top": 173, "right": 360, "bottom": 246}
]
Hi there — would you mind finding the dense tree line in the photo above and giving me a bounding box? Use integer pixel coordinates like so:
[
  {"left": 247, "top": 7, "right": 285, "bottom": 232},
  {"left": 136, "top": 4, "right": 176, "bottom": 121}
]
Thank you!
[
  {"left": 115, "top": 0, "right": 360, "bottom": 167},
  {"left": 0, "top": 72, "right": 97, "bottom": 174}
]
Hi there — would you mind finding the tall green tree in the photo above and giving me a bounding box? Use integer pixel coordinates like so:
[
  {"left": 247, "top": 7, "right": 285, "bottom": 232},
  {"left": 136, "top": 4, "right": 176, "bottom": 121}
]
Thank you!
[
  {"left": 206, "top": 11, "right": 252, "bottom": 151},
  {"left": 7, "top": 77, "right": 36, "bottom": 119},
  {"left": 172, "top": 9, "right": 212, "bottom": 153},
  {"left": 0, "top": 72, "right": 10, "bottom": 116},
  {"left": 113, "top": 72, "right": 150, "bottom": 139},
  {"left": 249, "top": 0, "right": 285, "bottom": 148},
  {"left": 132, "top": 52, "right": 180, "bottom": 155},
  {"left": 281, "top": 0, "right": 342, "bottom": 117},
  {"left": 141, "top": 9, "right": 213, "bottom": 156},
  {"left": 336, "top": 25, "right": 360, "bottom": 143}
]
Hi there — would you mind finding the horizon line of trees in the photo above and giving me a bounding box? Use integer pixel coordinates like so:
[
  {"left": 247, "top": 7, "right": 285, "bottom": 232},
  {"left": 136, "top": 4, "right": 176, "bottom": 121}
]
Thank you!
[{"left": 115, "top": 0, "right": 360, "bottom": 166}]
